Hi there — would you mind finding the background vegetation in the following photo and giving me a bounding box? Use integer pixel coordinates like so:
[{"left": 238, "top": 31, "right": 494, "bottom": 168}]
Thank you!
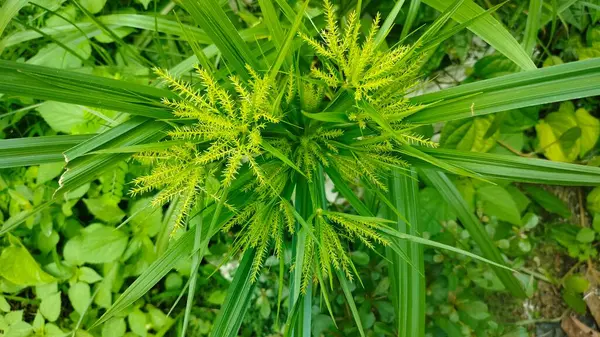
[{"left": 0, "top": 0, "right": 599, "bottom": 336}]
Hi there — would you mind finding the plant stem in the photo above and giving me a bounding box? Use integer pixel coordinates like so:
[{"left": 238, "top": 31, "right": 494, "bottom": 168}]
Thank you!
[
  {"left": 519, "top": 267, "right": 553, "bottom": 283},
  {"left": 182, "top": 185, "right": 229, "bottom": 337},
  {"left": 288, "top": 173, "right": 313, "bottom": 337},
  {"left": 181, "top": 193, "right": 204, "bottom": 337},
  {"left": 3, "top": 295, "right": 39, "bottom": 305},
  {"left": 509, "top": 310, "right": 568, "bottom": 326}
]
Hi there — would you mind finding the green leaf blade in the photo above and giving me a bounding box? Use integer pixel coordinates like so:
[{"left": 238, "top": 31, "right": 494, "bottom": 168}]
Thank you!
[{"left": 421, "top": 0, "right": 536, "bottom": 70}]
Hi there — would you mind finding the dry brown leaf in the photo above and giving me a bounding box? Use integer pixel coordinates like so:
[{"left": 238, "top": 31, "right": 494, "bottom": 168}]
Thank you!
[
  {"left": 586, "top": 269, "right": 600, "bottom": 326},
  {"left": 586, "top": 292, "right": 600, "bottom": 328},
  {"left": 561, "top": 315, "right": 600, "bottom": 337}
]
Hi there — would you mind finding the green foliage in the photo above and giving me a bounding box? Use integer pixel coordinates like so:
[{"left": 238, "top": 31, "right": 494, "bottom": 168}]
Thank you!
[
  {"left": 131, "top": 66, "right": 281, "bottom": 232},
  {"left": 300, "top": 1, "right": 419, "bottom": 104},
  {"left": 535, "top": 102, "right": 600, "bottom": 162},
  {"left": 1, "top": 0, "right": 600, "bottom": 336},
  {"left": 130, "top": 1, "right": 438, "bottom": 288},
  {"left": 0, "top": 238, "right": 55, "bottom": 286}
]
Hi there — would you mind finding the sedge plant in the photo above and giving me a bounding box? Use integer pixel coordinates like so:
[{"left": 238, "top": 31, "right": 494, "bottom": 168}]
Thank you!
[
  {"left": 1, "top": 0, "right": 600, "bottom": 336},
  {"left": 134, "top": 2, "right": 434, "bottom": 287}
]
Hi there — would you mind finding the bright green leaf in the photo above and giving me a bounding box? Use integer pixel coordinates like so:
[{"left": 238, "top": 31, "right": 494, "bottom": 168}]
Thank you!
[
  {"left": 37, "top": 162, "right": 64, "bottom": 185},
  {"left": 543, "top": 56, "right": 563, "bottom": 67},
  {"left": 207, "top": 290, "right": 226, "bottom": 305},
  {"left": 36, "top": 283, "right": 58, "bottom": 299},
  {"left": 440, "top": 116, "right": 498, "bottom": 152},
  {"left": 521, "top": 213, "right": 539, "bottom": 230},
  {"left": 102, "top": 318, "right": 126, "bottom": 337},
  {"left": 80, "top": 0, "right": 106, "bottom": 14},
  {"left": 4, "top": 310, "right": 23, "bottom": 325},
  {"left": 40, "top": 292, "right": 61, "bottom": 322},
  {"left": 588, "top": 186, "right": 600, "bottom": 214},
  {"left": 564, "top": 275, "right": 590, "bottom": 293},
  {"left": 146, "top": 305, "right": 169, "bottom": 330},
  {"left": 83, "top": 197, "right": 126, "bottom": 224},
  {"left": 523, "top": 185, "right": 571, "bottom": 218},
  {"left": 458, "top": 300, "right": 490, "bottom": 320},
  {"left": 64, "top": 223, "right": 128, "bottom": 265},
  {"left": 593, "top": 213, "right": 600, "bottom": 233},
  {"left": 4, "top": 321, "right": 33, "bottom": 337},
  {"left": 576, "top": 227, "right": 596, "bottom": 243},
  {"left": 350, "top": 251, "right": 370, "bottom": 266},
  {"left": 128, "top": 309, "right": 147, "bottom": 337},
  {"left": 164, "top": 273, "right": 182, "bottom": 290},
  {"left": 536, "top": 110, "right": 579, "bottom": 162},
  {"left": 0, "top": 245, "right": 55, "bottom": 286},
  {"left": 575, "top": 108, "right": 600, "bottom": 157},
  {"left": 421, "top": 0, "right": 535, "bottom": 70},
  {"left": 68, "top": 282, "right": 91, "bottom": 315},
  {"left": 129, "top": 198, "right": 162, "bottom": 237},
  {"left": 0, "top": 295, "right": 10, "bottom": 312},
  {"left": 79, "top": 267, "right": 103, "bottom": 283},
  {"left": 563, "top": 290, "right": 587, "bottom": 314},
  {"left": 476, "top": 185, "right": 521, "bottom": 225},
  {"left": 419, "top": 187, "right": 456, "bottom": 234}
]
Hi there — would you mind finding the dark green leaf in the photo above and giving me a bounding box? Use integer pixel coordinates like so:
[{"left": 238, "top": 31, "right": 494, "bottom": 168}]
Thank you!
[{"left": 522, "top": 185, "right": 571, "bottom": 218}]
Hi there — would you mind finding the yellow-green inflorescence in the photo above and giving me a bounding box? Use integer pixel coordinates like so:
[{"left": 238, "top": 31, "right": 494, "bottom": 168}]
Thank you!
[{"left": 132, "top": 1, "right": 435, "bottom": 287}]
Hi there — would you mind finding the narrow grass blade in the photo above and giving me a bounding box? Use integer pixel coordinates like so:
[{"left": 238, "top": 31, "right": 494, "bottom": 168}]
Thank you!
[
  {"left": 301, "top": 111, "right": 348, "bottom": 123},
  {"left": 0, "top": 60, "right": 173, "bottom": 118},
  {"left": 523, "top": 0, "right": 543, "bottom": 57},
  {"left": 261, "top": 140, "right": 305, "bottom": 176},
  {"left": 181, "top": 0, "right": 258, "bottom": 80},
  {"left": 325, "top": 167, "right": 372, "bottom": 216},
  {"left": 0, "top": 201, "right": 54, "bottom": 236},
  {"left": 288, "top": 175, "right": 312, "bottom": 337},
  {"left": 181, "top": 196, "right": 205, "bottom": 337},
  {"left": 409, "top": 58, "right": 600, "bottom": 123},
  {"left": 93, "top": 228, "right": 195, "bottom": 327},
  {"left": 411, "top": 0, "right": 466, "bottom": 55},
  {"left": 401, "top": 0, "right": 421, "bottom": 40},
  {"left": 337, "top": 270, "right": 366, "bottom": 337},
  {"left": 0, "top": 135, "right": 92, "bottom": 168},
  {"left": 1, "top": 14, "right": 267, "bottom": 49},
  {"left": 57, "top": 120, "right": 167, "bottom": 194},
  {"left": 381, "top": 227, "right": 516, "bottom": 272},
  {"left": 416, "top": 147, "right": 600, "bottom": 185},
  {"left": 541, "top": 0, "right": 578, "bottom": 24},
  {"left": 64, "top": 117, "right": 149, "bottom": 162},
  {"left": 11, "top": 18, "right": 95, "bottom": 67},
  {"left": 0, "top": 0, "right": 27, "bottom": 40},
  {"left": 421, "top": 0, "right": 536, "bottom": 70},
  {"left": 183, "top": 187, "right": 230, "bottom": 336},
  {"left": 422, "top": 2, "right": 503, "bottom": 51},
  {"left": 258, "top": 0, "right": 285, "bottom": 51},
  {"left": 210, "top": 250, "right": 258, "bottom": 337},
  {"left": 282, "top": 294, "right": 304, "bottom": 337},
  {"left": 419, "top": 169, "right": 526, "bottom": 298},
  {"left": 155, "top": 195, "right": 182, "bottom": 256},
  {"left": 94, "top": 194, "right": 240, "bottom": 328},
  {"left": 272, "top": 0, "right": 307, "bottom": 33},
  {"left": 71, "top": 0, "right": 150, "bottom": 67},
  {"left": 87, "top": 141, "right": 187, "bottom": 155},
  {"left": 374, "top": 0, "right": 407, "bottom": 46},
  {"left": 174, "top": 13, "right": 213, "bottom": 72},
  {"left": 385, "top": 169, "right": 425, "bottom": 337},
  {"left": 268, "top": 0, "right": 308, "bottom": 80},
  {"left": 397, "top": 145, "right": 480, "bottom": 179}
]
